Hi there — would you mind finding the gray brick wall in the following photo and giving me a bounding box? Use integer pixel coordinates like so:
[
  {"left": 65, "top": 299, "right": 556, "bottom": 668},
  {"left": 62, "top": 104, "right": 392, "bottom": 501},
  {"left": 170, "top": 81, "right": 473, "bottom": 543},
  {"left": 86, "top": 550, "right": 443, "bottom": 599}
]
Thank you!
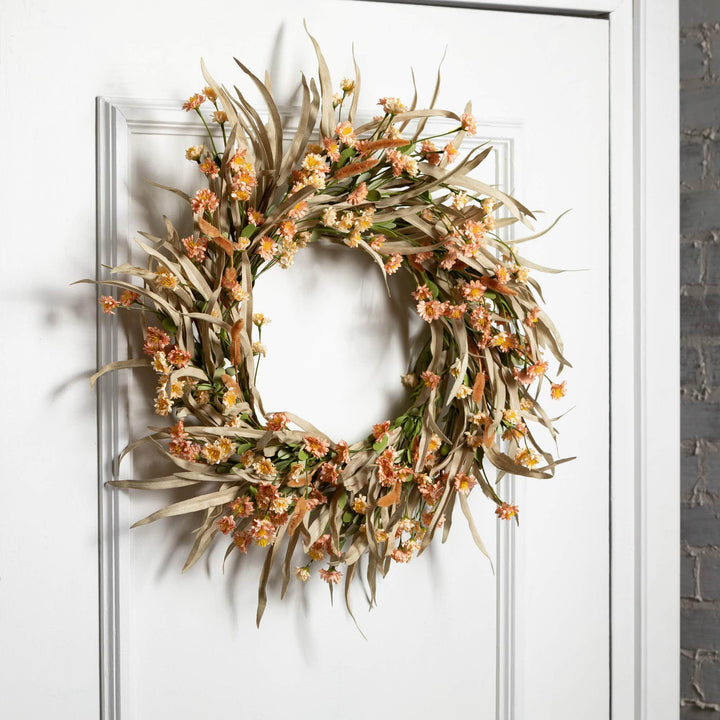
[{"left": 681, "top": 1, "right": 720, "bottom": 716}]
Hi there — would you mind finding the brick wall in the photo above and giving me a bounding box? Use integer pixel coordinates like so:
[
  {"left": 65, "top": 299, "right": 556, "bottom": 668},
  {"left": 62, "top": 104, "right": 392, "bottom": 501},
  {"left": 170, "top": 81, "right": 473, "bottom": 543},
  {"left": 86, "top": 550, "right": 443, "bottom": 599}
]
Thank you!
[{"left": 681, "top": 1, "right": 720, "bottom": 716}]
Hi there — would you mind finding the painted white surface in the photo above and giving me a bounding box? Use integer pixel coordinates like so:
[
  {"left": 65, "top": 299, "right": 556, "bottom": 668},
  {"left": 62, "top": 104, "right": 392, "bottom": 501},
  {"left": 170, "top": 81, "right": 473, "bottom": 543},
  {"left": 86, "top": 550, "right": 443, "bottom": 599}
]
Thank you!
[
  {"left": 0, "top": 1, "right": 679, "bottom": 719},
  {"left": 606, "top": 2, "right": 681, "bottom": 718},
  {"left": 107, "top": 7, "right": 608, "bottom": 719},
  {"left": 608, "top": 2, "right": 640, "bottom": 715},
  {"left": 634, "top": 1, "right": 681, "bottom": 718}
]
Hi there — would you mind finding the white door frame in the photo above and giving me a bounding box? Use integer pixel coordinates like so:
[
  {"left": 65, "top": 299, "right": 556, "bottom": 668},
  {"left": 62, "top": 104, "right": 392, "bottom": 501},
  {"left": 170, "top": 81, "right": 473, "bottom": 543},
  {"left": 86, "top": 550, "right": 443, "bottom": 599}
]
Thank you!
[{"left": 95, "top": 1, "right": 680, "bottom": 717}]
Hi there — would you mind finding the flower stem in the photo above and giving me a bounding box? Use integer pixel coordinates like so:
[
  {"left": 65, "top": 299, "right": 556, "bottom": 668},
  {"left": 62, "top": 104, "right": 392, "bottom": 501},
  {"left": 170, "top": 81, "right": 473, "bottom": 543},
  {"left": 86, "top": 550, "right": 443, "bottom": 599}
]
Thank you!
[{"left": 195, "top": 108, "right": 219, "bottom": 156}]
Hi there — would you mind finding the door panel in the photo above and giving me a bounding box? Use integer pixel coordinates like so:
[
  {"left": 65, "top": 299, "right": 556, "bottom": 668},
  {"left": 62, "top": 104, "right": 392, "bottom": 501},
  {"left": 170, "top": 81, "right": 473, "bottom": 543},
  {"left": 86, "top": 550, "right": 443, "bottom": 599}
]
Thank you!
[{"left": 105, "top": 4, "right": 609, "bottom": 717}]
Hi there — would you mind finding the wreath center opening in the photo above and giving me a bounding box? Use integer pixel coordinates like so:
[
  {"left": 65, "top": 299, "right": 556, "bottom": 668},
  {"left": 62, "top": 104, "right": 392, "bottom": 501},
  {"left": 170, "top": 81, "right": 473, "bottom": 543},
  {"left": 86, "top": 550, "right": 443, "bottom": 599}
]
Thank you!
[{"left": 252, "top": 240, "right": 427, "bottom": 444}]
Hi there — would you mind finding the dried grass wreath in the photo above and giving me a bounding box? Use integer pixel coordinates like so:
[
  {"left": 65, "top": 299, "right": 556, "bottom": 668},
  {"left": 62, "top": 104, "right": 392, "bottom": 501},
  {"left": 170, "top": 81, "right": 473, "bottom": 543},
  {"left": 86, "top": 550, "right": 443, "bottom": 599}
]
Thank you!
[{"left": 81, "top": 30, "right": 572, "bottom": 624}]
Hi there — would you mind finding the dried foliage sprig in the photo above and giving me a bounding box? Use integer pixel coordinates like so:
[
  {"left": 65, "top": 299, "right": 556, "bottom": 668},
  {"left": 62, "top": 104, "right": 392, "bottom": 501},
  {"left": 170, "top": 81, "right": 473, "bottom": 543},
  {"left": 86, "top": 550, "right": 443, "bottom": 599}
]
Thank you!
[{"left": 81, "top": 31, "right": 572, "bottom": 625}]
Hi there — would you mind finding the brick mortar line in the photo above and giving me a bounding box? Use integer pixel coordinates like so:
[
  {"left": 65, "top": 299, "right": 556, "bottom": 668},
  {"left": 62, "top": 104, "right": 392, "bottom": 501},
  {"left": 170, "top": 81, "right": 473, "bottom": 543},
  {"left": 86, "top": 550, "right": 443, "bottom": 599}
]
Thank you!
[
  {"left": 681, "top": 22, "right": 720, "bottom": 35},
  {"left": 681, "top": 338, "right": 720, "bottom": 347},
  {"left": 682, "top": 181, "right": 720, "bottom": 191},
  {"left": 682, "top": 591, "right": 720, "bottom": 605},
  {"left": 683, "top": 128, "right": 720, "bottom": 141},
  {"left": 683, "top": 548, "right": 720, "bottom": 556},
  {"left": 681, "top": 699, "right": 720, "bottom": 712},
  {"left": 679, "top": 293, "right": 720, "bottom": 302},
  {"left": 682, "top": 439, "right": 720, "bottom": 454},
  {"left": 681, "top": 232, "right": 720, "bottom": 242},
  {"left": 680, "top": 236, "right": 720, "bottom": 244}
]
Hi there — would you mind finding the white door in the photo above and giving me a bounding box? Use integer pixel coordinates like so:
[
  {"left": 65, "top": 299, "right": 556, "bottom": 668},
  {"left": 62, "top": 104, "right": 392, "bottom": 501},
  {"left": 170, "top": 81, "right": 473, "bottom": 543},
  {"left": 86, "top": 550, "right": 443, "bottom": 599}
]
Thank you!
[
  {"left": 0, "top": 2, "right": 608, "bottom": 718},
  {"left": 96, "top": 5, "right": 609, "bottom": 718}
]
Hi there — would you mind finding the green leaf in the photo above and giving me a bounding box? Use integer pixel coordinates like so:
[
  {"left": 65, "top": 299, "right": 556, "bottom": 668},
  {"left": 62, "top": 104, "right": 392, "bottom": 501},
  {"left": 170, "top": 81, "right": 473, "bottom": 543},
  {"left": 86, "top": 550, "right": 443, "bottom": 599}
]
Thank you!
[
  {"left": 241, "top": 224, "right": 256, "bottom": 238},
  {"left": 342, "top": 512, "right": 353, "bottom": 523},
  {"left": 340, "top": 147, "right": 356, "bottom": 162},
  {"left": 161, "top": 317, "right": 178, "bottom": 335},
  {"left": 373, "top": 436, "right": 389, "bottom": 454},
  {"left": 298, "top": 449, "right": 309, "bottom": 462},
  {"left": 427, "top": 280, "right": 440, "bottom": 298},
  {"left": 366, "top": 189, "right": 381, "bottom": 202}
]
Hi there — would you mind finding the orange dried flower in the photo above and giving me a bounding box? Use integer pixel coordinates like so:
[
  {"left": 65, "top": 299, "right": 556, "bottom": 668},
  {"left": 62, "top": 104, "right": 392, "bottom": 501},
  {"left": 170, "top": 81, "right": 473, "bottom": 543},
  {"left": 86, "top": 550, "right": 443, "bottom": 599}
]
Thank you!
[
  {"left": 266, "top": 412, "right": 289, "bottom": 431},
  {"left": 551, "top": 381, "right": 567, "bottom": 399},
  {"left": 304, "top": 435, "right": 329, "bottom": 459},
  {"left": 182, "top": 93, "right": 205, "bottom": 111},
  {"left": 99, "top": 296, "right": 119, "bottom": 314},
  {"left": 495, "top": 502, "right": 519, "bottom": 520}
]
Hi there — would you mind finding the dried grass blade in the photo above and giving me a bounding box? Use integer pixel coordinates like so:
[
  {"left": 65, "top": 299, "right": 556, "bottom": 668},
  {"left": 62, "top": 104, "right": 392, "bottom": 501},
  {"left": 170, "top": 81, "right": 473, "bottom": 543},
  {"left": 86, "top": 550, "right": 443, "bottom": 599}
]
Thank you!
[
  {"left": 412, "top": 48, "right": 446, "bottom": 141},
  {"left": 234, "top": 58, "right": 284, "bottom": 175},
  {"left": 459, "top": 493, "right": 493, "bottom": 569},
  {"left": 145, "top": 180, "right": 191, "bottom": 204},
  {"left": 230, "top": 319, "right": 244, "bottom": 366},
  {"left": 130, "top": 486, "right": 239, "bottom": 528},
  {"left": 304, "top": 20, "right": 335, "bottom": 138},
  {"left": 513, "top": 209, "right": 571, "bottom": 244},
  {"left": 110, "top": 475, "right": 200, "bottom": 490},
  {"left": 288, "top": 497, "right": 308, "bottom": 536},
  {"left": 90, "top": 358, "right": 150, "bottom": 388},
  {"left": 348, "top": 45, "right": 361, "bottom": 124},
  {"left": 281, "top": 531, "right": 301, "bottom": 599},
  {"left": 183, "top": 506, "right": 222, "bottom": 572},
  {"left": 278, "top": 74, "right": 319, "bottom": 187},
  {"left": 201, "top": 59, "right": 244, "bottom": 143},
  {"left": 256, "top": 525, "right": 286, "bottom": 627},
  {"left": 377, "top": 482, "right": 402, "bottom": 508},
  {"left": 344, "top": 564, "right": 367, "bottom": 639},
  {"left": 398, "top": 67, "right": 418, "bottom": 134}
]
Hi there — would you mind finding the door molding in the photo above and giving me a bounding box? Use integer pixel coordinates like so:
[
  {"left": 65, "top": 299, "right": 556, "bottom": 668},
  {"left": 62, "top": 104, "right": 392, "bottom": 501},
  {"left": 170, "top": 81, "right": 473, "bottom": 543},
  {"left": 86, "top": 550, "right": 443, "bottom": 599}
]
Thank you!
[{"left": 97, "top": 97, "right": 526, "bottom": 719}]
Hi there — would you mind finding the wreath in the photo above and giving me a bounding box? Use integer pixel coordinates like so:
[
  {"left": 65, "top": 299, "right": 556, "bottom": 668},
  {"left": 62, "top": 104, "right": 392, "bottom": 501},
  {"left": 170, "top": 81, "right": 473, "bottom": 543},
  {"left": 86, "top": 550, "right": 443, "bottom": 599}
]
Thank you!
[{"left": 84, "top": 30, "right": 571, "bottom": 625}]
